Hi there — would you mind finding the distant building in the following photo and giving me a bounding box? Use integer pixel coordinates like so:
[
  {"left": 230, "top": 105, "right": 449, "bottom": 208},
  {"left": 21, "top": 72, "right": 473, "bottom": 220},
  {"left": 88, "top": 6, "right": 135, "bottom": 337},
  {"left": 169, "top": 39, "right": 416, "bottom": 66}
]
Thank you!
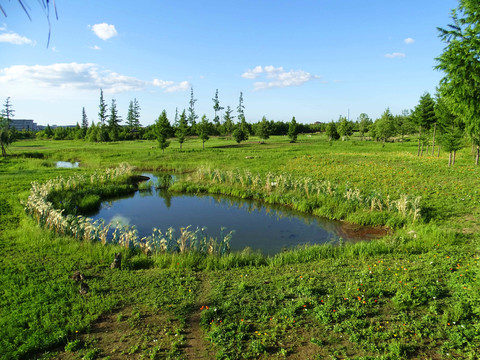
[{"left": 10, "top": 119, "right": 41, "bottom": 131}]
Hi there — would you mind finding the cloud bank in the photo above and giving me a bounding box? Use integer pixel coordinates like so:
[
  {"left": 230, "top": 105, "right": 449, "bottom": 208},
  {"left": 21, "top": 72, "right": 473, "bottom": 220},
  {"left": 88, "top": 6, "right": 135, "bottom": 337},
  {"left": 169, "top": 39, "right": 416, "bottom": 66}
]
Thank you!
[
  {"left": 0, "top": 63, "right": 189, "bottom": 95},
  {"left": 384, "top": 52, "right": 406, "bottom": 59},
  {"left": 242, "top": 65, "right": 319, "bottom": 90},
  {"left": 0, "top": 31, "right": 34, "bottom": 45}
]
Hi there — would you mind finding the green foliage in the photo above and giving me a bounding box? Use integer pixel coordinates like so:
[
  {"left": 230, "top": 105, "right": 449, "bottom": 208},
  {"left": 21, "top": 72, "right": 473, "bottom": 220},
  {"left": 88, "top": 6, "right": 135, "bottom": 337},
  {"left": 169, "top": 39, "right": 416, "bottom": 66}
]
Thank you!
[
  {"left": 256, "top": 116, "right": 270, "bottom": 142},
  {"left": 287, "top": 116, "right": 299, "bottom": 143},
  {"left": 154, "top": 110, "right": 172, "bottom": 152},
  {"left": 325, "top": 120, "right": 339, "bottom": 141},
  {"left": 375, "top": 108, "right": 396, "bottom": 143},
  {"left": 337, "top": 116, "right": 354, "bottom": 140}
]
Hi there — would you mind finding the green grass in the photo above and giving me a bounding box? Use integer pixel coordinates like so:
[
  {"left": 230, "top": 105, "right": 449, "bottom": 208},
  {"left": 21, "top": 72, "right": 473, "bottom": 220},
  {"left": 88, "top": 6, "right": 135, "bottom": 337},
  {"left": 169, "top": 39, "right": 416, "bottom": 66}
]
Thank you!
[{"left": 1, "top": 134, "right": 479, "bottom": 359}]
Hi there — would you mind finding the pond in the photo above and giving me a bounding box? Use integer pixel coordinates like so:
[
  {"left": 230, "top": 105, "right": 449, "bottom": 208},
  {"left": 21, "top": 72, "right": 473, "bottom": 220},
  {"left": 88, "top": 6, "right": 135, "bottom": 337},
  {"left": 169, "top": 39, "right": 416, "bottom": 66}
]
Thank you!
[
  {"left": 90, "top": 175, "right": 385, "bottom": 255},
  {"left": 56, "top": 161, "right": 79, "bottom": 168}
]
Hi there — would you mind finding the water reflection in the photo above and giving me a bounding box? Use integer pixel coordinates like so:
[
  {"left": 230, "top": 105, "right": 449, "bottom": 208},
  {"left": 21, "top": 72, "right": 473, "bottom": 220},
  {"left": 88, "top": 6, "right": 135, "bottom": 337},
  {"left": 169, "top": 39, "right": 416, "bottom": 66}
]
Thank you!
[
  {"left": 89, "top": 174, "right": 383, "bottom": 254},
  {"left": 56, "top": 161, "right": 79, "bottom": 168}
]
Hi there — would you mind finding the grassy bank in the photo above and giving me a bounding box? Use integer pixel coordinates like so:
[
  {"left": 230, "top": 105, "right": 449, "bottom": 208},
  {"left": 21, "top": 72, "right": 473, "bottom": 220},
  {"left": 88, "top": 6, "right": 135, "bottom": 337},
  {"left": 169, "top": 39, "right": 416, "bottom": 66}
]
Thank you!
[{"left": 1, "top": 135, "right": 479, "bottom": 359}]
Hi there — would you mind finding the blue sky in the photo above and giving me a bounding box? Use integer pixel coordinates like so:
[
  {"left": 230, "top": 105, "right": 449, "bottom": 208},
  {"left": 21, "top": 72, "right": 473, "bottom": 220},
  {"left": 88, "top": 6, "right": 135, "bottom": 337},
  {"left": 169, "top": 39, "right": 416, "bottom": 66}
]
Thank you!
[{"left": 0, "top": 0, "right": 458, "bottom": 126}]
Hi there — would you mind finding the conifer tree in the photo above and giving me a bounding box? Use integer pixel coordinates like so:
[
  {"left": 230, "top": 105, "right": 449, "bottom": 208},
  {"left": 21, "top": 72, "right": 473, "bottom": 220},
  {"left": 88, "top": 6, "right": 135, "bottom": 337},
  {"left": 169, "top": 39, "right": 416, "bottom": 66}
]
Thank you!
[
  {"left": 98, "top": 89, "right": 107, "bottom": 126},
  {"left": 154, "top": 110, "right": 172, "bottom": 152},
  {"left": 288, "top": 116, "right": 299, "bottom": 143}
]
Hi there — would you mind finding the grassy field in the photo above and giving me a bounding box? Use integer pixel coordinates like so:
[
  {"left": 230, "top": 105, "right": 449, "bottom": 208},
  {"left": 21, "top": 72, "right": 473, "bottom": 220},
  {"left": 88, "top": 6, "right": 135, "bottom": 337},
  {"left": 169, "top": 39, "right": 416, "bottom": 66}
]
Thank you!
[{"left": 1, "top": 134, "right": 479, "bottom": 359}]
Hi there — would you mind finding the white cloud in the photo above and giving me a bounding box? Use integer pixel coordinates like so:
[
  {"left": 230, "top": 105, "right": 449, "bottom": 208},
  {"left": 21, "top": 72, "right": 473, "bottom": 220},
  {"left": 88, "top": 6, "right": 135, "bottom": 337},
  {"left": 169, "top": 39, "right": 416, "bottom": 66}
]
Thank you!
[
  {"left": 90, "top": 23, "right": 118, "bottom": 41},
  {"left": 153, "top": 79, "right": 190, "bottom": 93},
  {"left": 90, "top": 45, "right": 101, "bottom": 50},
  {"left": 243, "top": 65, "right": 320, "bottom": 91},
  {"left": 0, "top": 32, "right": 34, "bottom": 45},
  {"left": 384, "top": 52, "right": 406, "bottom": 59},
  {"left": 164, "top": 80, "right": 190, "bottom": 93},
  {"left": 0, "top": 62, "right": 191, "bottom": 98},
  {"left": 404, "top": 37, "right": 415, "bottom": 45}
]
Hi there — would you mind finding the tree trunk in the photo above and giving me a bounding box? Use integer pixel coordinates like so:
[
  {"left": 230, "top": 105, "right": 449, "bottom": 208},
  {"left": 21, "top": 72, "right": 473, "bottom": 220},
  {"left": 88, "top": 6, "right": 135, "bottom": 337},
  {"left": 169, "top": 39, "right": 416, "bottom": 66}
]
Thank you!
[
  {"left": 417, "top": 126, "right": 422, "bottom": 156},
  {"left": 1, "top": 144, "right": 6, "bottom": 157},
  {"left": 476, "top": 145, "right": 479, "bottom": 166},
  {"left": 421, "top": 142, "right": 424, "bottom": 156},
  {"left": 437, "top": 145, "right": 441, "bottom": 157},
  {"left": 448, "top": 152, "right": 452, "bottom": 167},
  {"left": 453, "top": 150, "right": 456, "bottom": 166},
  {"left": 202, "top": 141, "right": 205, "bottom": 150},
  {"left": 426, "top": 144, "right": 429, "bottom": 155},
  {"left": 431, "top": 123, "right": 436, "bottom": 156}
]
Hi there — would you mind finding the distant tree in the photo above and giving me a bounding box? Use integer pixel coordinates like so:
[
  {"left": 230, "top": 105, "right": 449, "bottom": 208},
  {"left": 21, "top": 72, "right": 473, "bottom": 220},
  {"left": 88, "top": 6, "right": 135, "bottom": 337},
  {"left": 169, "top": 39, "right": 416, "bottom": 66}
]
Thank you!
[
  {"left": 436, "top": 94, "right": 465, "bottom": 165},
  {"left": 413, "top": 92, "right": 437, "bottom": 156},
  {"left": 237, "top": 92, "right": 245, "bottom": 122},
  {"left": 175, "top": 110, "right": 188, "bottom": 150},
  {"left": 126, "top": 98, "right": 141, "bottom": 138},
  {"left": 187, "top": 88, "right": 198, "bottom": 135},
  {"left": 98, "top": 89, "right": 108, "bottom": 126},
  {"left": 197, "top": 115, "right": 211, "bottom": 150},
  {"left": 288, "top": 116, "right": 299, "bottom": 143},
  {"left": 256, "top": 116, "right": 270, "bottom": 143},
  {"left": 212, "top": 89, "right": 224, "bottom": 132},
  {"left": 108, "top": 99, "right": 121, "bottom": 141},
  {"left": 325, "top": 121, "right": 339, "bottom": 141},
  {"left": 357, "top": 113, "right": 372, "bottom": 140},
  {"left": 232, "top": 115, "right": 249, "bottom": 144},
  {"left": 2, "top": 97, "right": 15, "bottom": 122},
  {"left": 81, "top": 107, "right": 88, "bottom": 130},
  {"left": 154, "top": 110, "right": 172, "bottom": 152},
  {"left": 0, "top": 115, "right": 11, "bottom": 157},
  {"left": 394, "top": 110, "right": 416, "bottom": 142},
  {"left": 337, "top": 116, "right": 354, "bottom": 141},
  {"left": 44, "top": 124, "right": 54, "bottom": 138},
  {"left": 222, "top": 106, "right": 234, "bottom": 138},
  {"left": 436, "top": 0, "right": 480, "bottom": 164},
  {"left": 375, "top": 108, "right": 396, "bottom": 144}
]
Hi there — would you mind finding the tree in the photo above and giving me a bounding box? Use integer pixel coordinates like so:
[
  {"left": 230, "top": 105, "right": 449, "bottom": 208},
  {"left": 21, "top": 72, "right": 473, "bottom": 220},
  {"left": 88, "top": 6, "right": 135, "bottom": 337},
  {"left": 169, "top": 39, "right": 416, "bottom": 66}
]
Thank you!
[
  {"left": 375, "top": 108, "right": 396, "bottom": 144},
  {"left": 108, "top": 98, "right": 121, "bottom": 141},
  {"left": 337, "top": 116, "right": 353, "bottom": 141},
  {"left": 256, "top": 116, "right": 270, "bottom": 143},
  {"left": 413, "top": 92, "right": 436, "bottom": 156},
  {"left": 197, "top": 115, "right": 211, "bottom": 150},
  {"left": 325, "top": 121, "right": 339, "bottom": 141},
  {"left": 81, "top": 107, "right": 88, "bottom": 130},
  {"left": 2, "top": 97, "right": 15, "bottom": 122},
  {"left": 175, "top": 110, "right": 188, "bottom": 150},
  {"left": 237, "top": 92, "right": 245, "bottom": 122},
  {"left": 222, "top": 106, "right": 234, "bottom": 138},
  {"left": 126, "top": 98, "right": 141, "bottom": 138},
  {"left": 0, "top": 115, "right": 11, "bottom": 157},
  {"left": 212, "top": 89, "right": 224, "bottom": 131},
  {"left": 187, "top": 88, "right": 198, "bottom": 134},
  {"left": 154, "top": 110, "right": 172, "bottom": 152},
  {"left": 436, "top": 93, "right": 465, "bottom": 165},
  {"left": 287, "top": 116, "right": 299, "bottom": 143},
  {"left": 232, "top": 115, "right": 249, "bottom": 144},
  {"left": 435, "top": 1, "right": 480, "bottom": 164},
  {"left": 357, "top": 113, "right": 372, "bottom": 140},
  {"left": 98, "top": 89, "right": 108, "bottom": 126}
]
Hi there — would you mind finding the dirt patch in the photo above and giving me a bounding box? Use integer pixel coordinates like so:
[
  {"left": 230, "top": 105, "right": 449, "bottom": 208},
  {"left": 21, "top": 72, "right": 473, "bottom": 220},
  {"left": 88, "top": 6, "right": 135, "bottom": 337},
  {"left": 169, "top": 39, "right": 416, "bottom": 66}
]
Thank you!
[
  {"left": 337, "top": 222, "right": 389, "bottom": 241},
  {"left": 184, "top": 273, "right": 215, "bottom": 359}
]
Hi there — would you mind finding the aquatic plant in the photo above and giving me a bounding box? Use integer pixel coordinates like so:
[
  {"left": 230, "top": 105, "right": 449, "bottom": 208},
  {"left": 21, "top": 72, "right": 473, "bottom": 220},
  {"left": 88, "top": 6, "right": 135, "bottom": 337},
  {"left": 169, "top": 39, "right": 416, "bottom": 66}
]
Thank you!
[{"left": 23, "top": 164, "right": 232, "bottom": 256}]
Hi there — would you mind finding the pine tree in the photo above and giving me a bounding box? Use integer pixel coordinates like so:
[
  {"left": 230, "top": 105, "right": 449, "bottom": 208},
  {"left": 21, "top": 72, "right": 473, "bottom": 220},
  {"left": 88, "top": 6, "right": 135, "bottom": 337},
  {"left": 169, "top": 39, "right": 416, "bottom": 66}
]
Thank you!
[
  {"left": 108, "top": 98, "right": 121, "bottom": 141},
  {"left": 175, "top": 110, "right": 188, "bottom": 150},
  {"left": 287, "top": 116, "right": 299, "bottom": 143},
  {"left": 256, "top": 116, "right": 270, "bottom": 143},
  {"left": 154, "top": 110, "right": 172, "bottom": 152},
  {"left": 413, "top": 92, "right": 436, "bottom": 156},
  {"left": 237, "top": 92, "right": 245, "bottom": 122},
  {"left": 1, "top": 97, "right": 15, "bottom": 157},
  {"left": 197, "top": 114, "right": 211, "bottom": 150},
  {"left": 187, "top": 88, "right": 198, "bottom": 134},
  {"left": 98, "top": 89, "right": 108, "bottom": 126},
  {"left": 222, "top": 106, "right": 234, "bottom": 138},
  {"left": 81, "top": 107, "right": 88, "bottom": 129},
  {"left": 212, "top": 89, "right": 224, "bottom": 133}
]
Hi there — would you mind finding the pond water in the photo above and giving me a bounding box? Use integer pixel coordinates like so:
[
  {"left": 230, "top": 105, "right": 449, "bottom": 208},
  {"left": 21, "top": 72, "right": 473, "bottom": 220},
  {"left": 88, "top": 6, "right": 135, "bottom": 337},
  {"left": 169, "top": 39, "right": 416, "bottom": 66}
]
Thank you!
[
  {"left": 56, "top": 161, "right": 79, "bottom": 168},
  {"left": 90, "top": 175, "right": 384, "bottom": 255}
]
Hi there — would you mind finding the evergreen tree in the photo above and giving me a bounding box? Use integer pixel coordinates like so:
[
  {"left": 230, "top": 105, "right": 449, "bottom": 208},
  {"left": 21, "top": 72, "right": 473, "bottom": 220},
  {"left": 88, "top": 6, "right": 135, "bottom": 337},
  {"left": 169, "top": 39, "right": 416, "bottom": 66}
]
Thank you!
[
  {"left": 375, "top": 108, "right": 396, "bottom": 144},
  {"left": 357, "top": 113, "right": 372, "bottom": 140},
  {"left": 222, "top": 106, "right": 234, "bottom": 137},
  {"left": 436, "top": 0, "right": 480, "bottom": 164},
  {"left": 154, "top": 110, "right": 172, "bottom": 152},
  {"left": 436, "top": 94, "right": 464, "bottom": 165},
  {"left": 325, "top": 121, "right": 339, "bottom": 141},
  {"left": 175, "top": 110, "right": 188, "bottom": 150},
  {"left": 108, "top": 98, "right": 121, "bottom": 141},
  {"left": 0, "top": 97, "right": 15, "bottom": 157},
  {"left": 237, "top": 92, "right": 245, "bottom": 122},
  {"left": 187, "top": 88, "right": 198, "bottom": 134},
  {"left": 197, "top": 114, "right": 211, "bottom": 150},
  {"left": 413, "top": 92, "right": 436, "bottom": 156},
  {"left": 256, "top": 116, "right": 270, "bottom": 143},
  {"left": 337, "top": 116, "right": 354, "bottom": 141},
  {"left": 287, "top": 116, "right": 299, "bottom": 143},
  {"left": 98, "top": 89, "right": 108, "bottom": 125},
  {"left": 126, "top": 98, "right": 141, "bottom": 138},
  {"left": 232, "top": 115, "right": 249, "bottom": 144},
  {"left": 2, "top": 97, "right": 15, "bottom": 122},
  {"left": 81, "top": 107, "right": 88, "bottom": 129}
]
